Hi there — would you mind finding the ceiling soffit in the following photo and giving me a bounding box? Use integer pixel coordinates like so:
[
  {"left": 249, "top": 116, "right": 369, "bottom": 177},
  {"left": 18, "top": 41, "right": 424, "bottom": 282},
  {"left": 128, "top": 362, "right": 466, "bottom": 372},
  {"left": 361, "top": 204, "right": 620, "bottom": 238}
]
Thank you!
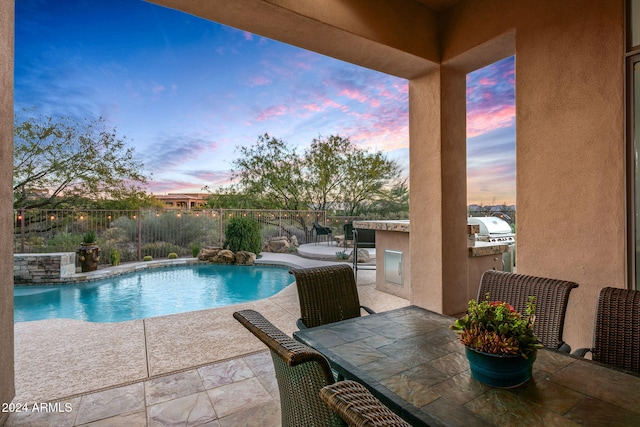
[{"left": 147, "top": 0, "right": 442, "bottom": 79}]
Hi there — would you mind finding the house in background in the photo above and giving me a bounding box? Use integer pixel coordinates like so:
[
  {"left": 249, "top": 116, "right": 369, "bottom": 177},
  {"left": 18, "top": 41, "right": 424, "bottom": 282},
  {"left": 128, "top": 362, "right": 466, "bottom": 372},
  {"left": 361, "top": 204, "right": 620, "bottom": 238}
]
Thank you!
[
  {"left": 153, "top": 193, "right": 208, "bottom": 210},
  {"left": 0, "top": 0, "right": 635, "bottom": 412}
]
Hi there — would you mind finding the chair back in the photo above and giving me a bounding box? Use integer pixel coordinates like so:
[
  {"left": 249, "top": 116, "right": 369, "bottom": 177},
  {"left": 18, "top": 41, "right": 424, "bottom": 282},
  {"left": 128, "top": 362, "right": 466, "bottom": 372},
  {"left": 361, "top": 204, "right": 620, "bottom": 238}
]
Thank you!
[
  {"left": 478, "top": 270, "right": 578, "bottom": 351},
  {"left": 344, "top": 223, "right": 354, "bottom": 241},
  {"left": 354, "top": 228, "right": 375, "bottom": 248},
  {"left": 320, "top": 380, "right": 412, "bottom": 427},
  {"left": 313, "top": 221, "right": 331, "bottom": 235},
  {"left": 591, "top": 287, "right": 640, "bottom": 373},
  {"left": 233, "top": 309, "right": 345, "bottom": 427},
  {"left": 291, "top": 264, "right": 362, "bottom": 328}
]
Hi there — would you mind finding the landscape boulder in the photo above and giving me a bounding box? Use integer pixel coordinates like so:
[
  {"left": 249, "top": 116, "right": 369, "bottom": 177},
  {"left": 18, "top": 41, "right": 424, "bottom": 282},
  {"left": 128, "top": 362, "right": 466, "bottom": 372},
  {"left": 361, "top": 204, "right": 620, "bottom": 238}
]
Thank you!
[
  {"left": 350, "top": 249, "right": 371, "bottom": 263},
  {"left": 212, "top": 249, "right": 236, "bottom": 264},
  {"left": 263, "top": 236, "right": 295, "bottom": 253},
  {"left": 235, "top": 251, "right": 257, "bottom": 265},
  {"left": 198, "top": 246, "right": 221, "bottom": 261}
]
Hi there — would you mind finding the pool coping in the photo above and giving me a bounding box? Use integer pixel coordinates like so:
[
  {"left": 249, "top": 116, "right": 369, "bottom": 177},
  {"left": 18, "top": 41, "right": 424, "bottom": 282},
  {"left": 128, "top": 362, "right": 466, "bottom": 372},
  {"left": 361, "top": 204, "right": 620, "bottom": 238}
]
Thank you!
[{"left": 14, "top": 253, "right": 341, "bottom": 286}]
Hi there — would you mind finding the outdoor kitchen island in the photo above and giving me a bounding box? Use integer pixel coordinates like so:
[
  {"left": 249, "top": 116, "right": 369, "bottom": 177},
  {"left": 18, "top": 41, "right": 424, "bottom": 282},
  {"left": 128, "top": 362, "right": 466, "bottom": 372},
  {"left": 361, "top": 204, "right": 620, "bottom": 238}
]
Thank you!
[{"left": 352, "top": 220, "right": 509, "bottom": 304}]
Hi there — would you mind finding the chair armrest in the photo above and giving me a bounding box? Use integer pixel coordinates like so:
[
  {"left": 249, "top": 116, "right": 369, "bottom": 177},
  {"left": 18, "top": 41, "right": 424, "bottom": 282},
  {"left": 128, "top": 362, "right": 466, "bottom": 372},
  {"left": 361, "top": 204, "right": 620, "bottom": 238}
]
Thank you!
[
  {"left": 557, "top": 342, "right": 571, "bottom": 353},
  {"left": 572, "top": 347, "right": 592, "bottom": 358},
  {"left": 360, "top": 306, "right": 375, "bottom": 315},
  {"left": 320, "top": 380, "right": 411, "bottom": 427},
  {"left": 296, "top": 318, "right": 308, "bottom": 330}
]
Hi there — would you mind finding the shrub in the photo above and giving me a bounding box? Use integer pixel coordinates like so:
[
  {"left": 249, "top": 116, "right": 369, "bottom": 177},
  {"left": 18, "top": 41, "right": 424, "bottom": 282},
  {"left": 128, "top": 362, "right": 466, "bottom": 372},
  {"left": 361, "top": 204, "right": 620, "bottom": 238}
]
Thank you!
[
  {"left": 336, "top": 250, "right": 348, "bottom": 260},
  {"left": 191, "top": 243, "right": 201, "bottom": 258},
  {"left": 44, "top": 232, "right": 83, "bottom": 252},
  {"left": 110, "top": 248, "right": 121, "bottom": 266},
  {"left": 223, "top": 217, "right": 261, "bottom": 254},
  {"left": 168, "top": 252, "right": 178, "bottom": 259},
  {"left": 141, "top": 242, "right": 185, "bottom": 259},
  {"left": 143, "top": 255, "right": 153, "bottom": 262}
]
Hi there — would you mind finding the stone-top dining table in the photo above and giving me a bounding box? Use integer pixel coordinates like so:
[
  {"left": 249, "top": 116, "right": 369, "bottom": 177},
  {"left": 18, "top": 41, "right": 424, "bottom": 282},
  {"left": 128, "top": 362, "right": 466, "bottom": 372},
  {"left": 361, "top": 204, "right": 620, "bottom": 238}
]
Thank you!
[{"left": 293, "top": 305, "right": 640, "bottom": 426}]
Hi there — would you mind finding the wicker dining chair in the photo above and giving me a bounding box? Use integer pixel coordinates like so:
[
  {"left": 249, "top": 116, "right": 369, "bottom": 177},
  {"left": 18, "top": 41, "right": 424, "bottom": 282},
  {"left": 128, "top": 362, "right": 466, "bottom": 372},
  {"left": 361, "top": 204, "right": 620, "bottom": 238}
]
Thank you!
[
  {"left": 233, "top": 309, "right": 345, "bottom": 427},
  {"left": 290, "top": 264, "right": 375, "bottom": 330},
  {"left": 320, "top": 380, "right": 412, "bottom": 427},
  {"left": 478, "top": 270, "right": 579, "bottom": 352},
  {"left": 572, "top": 287, "right": 640, "bottom": 373}
]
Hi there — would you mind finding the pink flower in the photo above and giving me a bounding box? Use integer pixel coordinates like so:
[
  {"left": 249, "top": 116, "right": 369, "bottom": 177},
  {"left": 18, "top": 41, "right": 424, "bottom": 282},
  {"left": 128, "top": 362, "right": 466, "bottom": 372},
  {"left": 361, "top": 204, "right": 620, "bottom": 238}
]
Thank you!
[{"left": 490, "top": 301, "right": 516, "bottom": 312}]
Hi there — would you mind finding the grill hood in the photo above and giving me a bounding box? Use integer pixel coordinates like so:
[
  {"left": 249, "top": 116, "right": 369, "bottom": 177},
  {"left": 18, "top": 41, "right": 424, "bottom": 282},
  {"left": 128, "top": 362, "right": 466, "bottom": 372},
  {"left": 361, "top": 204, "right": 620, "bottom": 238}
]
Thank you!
[{"left": 468, "top": 216, "right": 512, "bottom": 236}]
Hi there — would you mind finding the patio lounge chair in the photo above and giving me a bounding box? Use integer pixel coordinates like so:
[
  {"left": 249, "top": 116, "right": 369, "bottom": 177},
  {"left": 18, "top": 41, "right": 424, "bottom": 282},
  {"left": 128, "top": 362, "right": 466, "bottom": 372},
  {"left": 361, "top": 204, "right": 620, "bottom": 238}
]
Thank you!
[
  {"left": 478, "top": 270, "right": 579, "bottom": 352},
  {"left": 572, "top": 287, "right": 640, "bottom": 373},
  {"left": 290, "top": 264, "right": 375, "bottom": 330},
  {"left": 313, "top": 221, "right": 333, "bottom": 245},
  {"left": 320, "top": 380, "right": 412, "bottom": 427},
  {"left": 233, "top": 310, "right": 404, "bottom": 427}
]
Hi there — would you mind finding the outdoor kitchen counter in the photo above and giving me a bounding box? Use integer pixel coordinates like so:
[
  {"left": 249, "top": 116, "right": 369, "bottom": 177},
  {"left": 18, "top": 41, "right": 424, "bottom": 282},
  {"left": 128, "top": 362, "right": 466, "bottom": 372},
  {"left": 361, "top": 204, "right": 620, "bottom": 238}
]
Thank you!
[
  {"left": 469, "top": 241, "right": 510, "bottom": 257},
  {"left": 352, "top": 219, "right": 409, "bottom": 232},
  {"left": 352, "top": 220, "right": 410, "bottom": 299},
  {"left": 352, "top": 220, "right": 509, "bottom": 304}
]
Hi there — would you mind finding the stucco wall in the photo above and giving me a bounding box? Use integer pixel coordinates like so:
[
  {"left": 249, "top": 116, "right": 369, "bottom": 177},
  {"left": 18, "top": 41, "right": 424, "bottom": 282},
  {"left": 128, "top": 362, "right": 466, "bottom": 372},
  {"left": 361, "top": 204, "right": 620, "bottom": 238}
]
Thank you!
[
  {"left": 0, "top": 0, "right": 14, "bottom": 415},
  {"left": 424, "top": 0, "right": 625, "bottom": 349}
]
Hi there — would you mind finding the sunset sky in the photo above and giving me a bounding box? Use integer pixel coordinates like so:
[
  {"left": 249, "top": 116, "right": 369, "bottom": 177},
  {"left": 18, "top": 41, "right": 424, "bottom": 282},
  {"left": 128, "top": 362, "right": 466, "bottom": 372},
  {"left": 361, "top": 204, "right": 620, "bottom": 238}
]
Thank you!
[{"left": 14, "top": 0, "right": 515, "bottom": 206}]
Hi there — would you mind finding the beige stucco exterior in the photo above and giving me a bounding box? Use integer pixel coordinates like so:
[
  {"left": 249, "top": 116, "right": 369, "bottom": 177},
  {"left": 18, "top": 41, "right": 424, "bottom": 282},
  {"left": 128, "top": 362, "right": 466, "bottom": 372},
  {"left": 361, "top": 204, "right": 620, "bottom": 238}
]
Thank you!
[
  {"left": 0, "top": 0, "right": 14, "bottom": 417},
  {"left": 0, "top": 0, "right": 628, "bottom": 403}
]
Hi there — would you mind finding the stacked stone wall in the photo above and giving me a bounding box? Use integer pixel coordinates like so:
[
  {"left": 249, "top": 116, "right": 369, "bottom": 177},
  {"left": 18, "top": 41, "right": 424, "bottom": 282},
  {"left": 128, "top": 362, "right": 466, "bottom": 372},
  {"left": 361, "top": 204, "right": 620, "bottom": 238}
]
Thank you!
[{"left": 14, "top": 253, "right": 76, "bottom": 284}]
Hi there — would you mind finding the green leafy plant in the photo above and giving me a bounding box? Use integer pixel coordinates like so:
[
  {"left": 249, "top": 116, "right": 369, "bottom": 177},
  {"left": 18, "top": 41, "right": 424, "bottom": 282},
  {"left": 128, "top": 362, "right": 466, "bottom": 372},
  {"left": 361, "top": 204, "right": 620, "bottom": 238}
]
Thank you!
[
  {"left": 143, "top": 255, "right": 153, "bottom": 262},
  {"left": 450, "top": 294, "right": 542, "bottom": 357},
  {"left": 335, "top": 250, "right": 348, "bottom": 260},
  {"left": 82, "top": 231, "right": 96, "bottom": 244},
  {"left": 168, "top": 252, "right": 178, "bottom": 259},
  {"left": 223, "top": 217, "right": 261, "bottom": 254},
  {"left": 109, "top": 248, "right": 121, "bottom": 266},
  {"left": 191, "top": 243, "right": 201, "bottom": 258}
]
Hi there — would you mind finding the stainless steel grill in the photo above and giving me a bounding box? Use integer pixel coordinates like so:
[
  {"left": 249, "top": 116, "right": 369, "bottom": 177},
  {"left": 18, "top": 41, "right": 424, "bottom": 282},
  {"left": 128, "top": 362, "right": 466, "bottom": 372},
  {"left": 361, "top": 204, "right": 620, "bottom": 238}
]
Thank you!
[
  {"left": 467, "top": 216, "right": 515, "bottom": 243},
  {"left": 468, "top": 216, "right": 516, "bottom": 272}
]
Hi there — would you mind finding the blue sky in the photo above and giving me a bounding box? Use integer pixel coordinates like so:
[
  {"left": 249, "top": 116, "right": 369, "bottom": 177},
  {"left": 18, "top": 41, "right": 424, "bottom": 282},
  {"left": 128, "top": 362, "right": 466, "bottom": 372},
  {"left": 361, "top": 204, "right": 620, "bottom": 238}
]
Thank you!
[{"left": 14, "top": 0, "right": 515, "bottom": 206}]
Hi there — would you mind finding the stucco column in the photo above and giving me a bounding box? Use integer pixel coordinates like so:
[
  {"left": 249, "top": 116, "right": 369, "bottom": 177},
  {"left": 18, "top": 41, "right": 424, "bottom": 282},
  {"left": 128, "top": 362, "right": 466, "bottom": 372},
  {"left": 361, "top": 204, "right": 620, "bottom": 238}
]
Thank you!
[
  {"left": 0, "top": 0, "right": 15, "bottom": 416},
  {"left": 410, "top": 66, "right": 468, "bottom": 315}
]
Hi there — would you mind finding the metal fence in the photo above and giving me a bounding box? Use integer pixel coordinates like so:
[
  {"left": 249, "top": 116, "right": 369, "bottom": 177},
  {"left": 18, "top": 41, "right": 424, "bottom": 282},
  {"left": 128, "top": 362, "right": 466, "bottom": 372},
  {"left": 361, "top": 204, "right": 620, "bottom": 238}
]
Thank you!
[
  {"left": 13, "top": 207, "right": 514, "bottom": 265},
  {"left": 13, "top": 208, "right": 340, "bottom": 265}
]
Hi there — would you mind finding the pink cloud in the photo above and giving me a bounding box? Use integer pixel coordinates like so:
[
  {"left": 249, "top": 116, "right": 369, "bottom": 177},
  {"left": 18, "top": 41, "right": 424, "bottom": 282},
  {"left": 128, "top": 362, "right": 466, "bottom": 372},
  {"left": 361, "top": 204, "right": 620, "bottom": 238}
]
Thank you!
[
  {"left": 295, "top": 61, "right": 312, "bottom": 70},
  {"left": 256, "top": 104, "right": 288, "bottom": 121},
  {"left": 467, "top": 104, "right": 515, "bottom": 137},
  {"left": 339, "top": 88, "right": 367, "bottom": 103},
  {"left": 242, "top": 31, "right": 253, "bottom": 41},
  {"left": 303, "top": 103, "right": 323, "bottom": 112},
  {"left": 248, "top": 75, "right": 271, "bottom": 87}
]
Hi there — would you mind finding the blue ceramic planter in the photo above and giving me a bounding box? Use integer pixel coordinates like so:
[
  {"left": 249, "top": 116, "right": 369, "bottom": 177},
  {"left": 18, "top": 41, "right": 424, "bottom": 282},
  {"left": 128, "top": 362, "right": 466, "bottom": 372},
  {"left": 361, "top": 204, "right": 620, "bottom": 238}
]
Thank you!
[{"left": 465, "top": 347, "right": 536, "bottom": 388}]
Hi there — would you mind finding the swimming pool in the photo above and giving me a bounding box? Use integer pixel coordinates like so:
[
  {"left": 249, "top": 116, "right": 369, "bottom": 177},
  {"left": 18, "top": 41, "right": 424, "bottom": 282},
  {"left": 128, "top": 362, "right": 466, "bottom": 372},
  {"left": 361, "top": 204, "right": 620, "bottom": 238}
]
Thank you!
[{"left": 14, "top": 264, "right": 295, "bottom": 323}]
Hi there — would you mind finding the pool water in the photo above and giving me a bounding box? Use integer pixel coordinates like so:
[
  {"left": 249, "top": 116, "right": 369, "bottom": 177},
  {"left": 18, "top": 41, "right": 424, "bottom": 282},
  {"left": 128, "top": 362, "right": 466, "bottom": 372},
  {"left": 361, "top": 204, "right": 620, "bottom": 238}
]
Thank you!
[{"left": 14, "top": 264, "right": 295, "bottom": 323}]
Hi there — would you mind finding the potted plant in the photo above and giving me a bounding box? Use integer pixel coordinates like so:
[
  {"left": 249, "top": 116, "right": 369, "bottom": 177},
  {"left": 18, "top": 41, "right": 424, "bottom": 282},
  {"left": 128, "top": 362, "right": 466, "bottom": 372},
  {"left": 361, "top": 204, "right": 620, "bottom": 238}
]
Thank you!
[
  {"left": 78, "top": 231, "right": 100, "bottom": 272},
  {"left": 450, "top": 295, "right": 542, "bottom": 388}
]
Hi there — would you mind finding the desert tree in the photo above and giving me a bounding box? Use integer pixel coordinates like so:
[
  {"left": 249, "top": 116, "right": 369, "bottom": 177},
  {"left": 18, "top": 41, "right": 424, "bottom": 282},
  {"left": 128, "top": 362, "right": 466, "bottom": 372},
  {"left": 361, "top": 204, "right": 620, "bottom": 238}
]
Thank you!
[{"left": 13, "top": 112, "right": 150, "bottom": 209}]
